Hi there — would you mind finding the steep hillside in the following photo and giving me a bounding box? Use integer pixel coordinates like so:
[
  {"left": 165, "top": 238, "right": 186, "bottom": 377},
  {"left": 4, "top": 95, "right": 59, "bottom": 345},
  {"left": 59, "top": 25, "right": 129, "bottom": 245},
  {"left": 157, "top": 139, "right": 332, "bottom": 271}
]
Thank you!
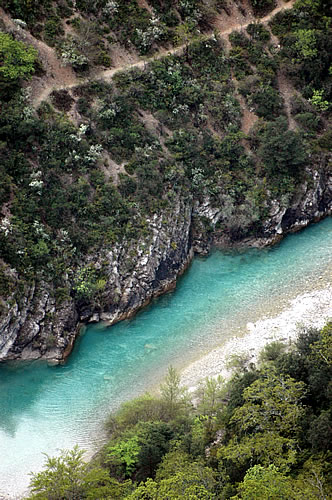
[{"left": 0, "top": 0, "right": 331, "bottom": 362}]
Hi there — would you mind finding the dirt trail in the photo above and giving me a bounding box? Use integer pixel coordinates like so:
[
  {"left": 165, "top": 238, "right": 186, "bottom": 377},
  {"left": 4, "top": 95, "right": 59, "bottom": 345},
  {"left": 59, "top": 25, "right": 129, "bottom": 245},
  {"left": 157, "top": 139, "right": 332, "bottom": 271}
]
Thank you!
[
  {"left": 92, "top": 0, "right": 296, "bottom": 87},
  {"left": 1, "top": 0, "right": 295, "bottom": 107},
  {"left": 0, "top": 7, "right": 77, "bottom": 107},
  {"left": 277, "top": 72, "right": 298, "bottom": 130}
]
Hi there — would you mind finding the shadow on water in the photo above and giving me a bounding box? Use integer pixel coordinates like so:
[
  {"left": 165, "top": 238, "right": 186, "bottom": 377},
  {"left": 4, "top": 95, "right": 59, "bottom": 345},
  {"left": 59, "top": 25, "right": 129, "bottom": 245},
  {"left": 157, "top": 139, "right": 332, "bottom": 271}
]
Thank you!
[{"left": 0, "top": 361, "right": 59, "bottom": 436}]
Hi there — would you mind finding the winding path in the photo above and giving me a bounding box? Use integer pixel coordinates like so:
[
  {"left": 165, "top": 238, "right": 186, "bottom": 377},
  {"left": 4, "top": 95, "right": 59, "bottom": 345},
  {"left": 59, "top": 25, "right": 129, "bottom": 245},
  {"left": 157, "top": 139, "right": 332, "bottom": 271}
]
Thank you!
[{"left": 1, "top": 0, "right": 295, "bottom": 107}]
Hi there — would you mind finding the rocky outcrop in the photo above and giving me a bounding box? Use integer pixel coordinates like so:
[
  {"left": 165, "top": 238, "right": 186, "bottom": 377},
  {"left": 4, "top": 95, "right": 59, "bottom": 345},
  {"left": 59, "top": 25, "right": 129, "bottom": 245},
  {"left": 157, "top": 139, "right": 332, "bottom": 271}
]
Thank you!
[
  {"left": 0, "top": 164, "right": 330, "bottom": 363},
  {"left": 195, "top": 164, "right": 332, "bottom": 249},
  {"left": 0, "top": 278, "right": 78, "bottom": 362},
  {"left": 0, "top": 196, "right": 193, "bottom": 362},
  {"left": 79, "top": 196, "right": 193, "bottom": 327},
  {"left": 263, "top": 165, "right": 332, "bottom": 241}
]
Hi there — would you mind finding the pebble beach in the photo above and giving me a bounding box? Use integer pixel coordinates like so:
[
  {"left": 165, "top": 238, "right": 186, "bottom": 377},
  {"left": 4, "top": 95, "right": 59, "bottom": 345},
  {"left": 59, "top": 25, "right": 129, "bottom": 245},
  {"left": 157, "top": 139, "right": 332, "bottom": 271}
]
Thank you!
[{"left": 181, "top": 286, "right": 332, "bottom": 391}]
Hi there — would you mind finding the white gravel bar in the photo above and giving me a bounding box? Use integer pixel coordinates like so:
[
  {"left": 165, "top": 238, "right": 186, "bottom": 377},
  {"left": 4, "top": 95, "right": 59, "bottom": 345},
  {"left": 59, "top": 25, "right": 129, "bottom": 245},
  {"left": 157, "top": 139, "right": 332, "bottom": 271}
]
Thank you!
[{"left": 181, "top": 286, "right": 332, "bottom": 391}]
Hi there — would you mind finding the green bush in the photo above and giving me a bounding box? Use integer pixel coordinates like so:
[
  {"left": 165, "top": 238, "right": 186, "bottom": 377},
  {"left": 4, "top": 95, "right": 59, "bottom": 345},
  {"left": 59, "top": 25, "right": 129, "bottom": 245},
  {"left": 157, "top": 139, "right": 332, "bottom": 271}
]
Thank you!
[
  {"left": 246, "top": 23, "right": 271, "bottom": 42},
  {"left": 250, "top": 0, "right": 276, "bottom": 16},
  {"left": 0, "top": 33, "right": 37, "bottom": 82},
  {"left": 51, "top": 89, "right": 74, "bottom": 111},
  {"left": 295, "top": 112, "right": 322, "bottom": 133},
  {"left": 254, "top": 117, "right": 308, "bottom": 179}
]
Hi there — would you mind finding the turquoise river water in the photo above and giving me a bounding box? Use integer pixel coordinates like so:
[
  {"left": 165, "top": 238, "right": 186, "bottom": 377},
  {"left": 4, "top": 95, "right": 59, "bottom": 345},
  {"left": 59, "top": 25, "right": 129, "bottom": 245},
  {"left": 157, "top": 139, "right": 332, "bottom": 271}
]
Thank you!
[{"left": 1, "top": 217, "right": 331, "bottom": 497}]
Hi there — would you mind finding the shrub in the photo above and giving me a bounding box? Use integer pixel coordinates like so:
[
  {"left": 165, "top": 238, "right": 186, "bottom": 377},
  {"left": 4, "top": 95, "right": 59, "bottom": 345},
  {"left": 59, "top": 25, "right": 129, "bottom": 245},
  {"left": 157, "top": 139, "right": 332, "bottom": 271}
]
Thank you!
[
  {"left": 0, "top": 33, "right": 37, "bottom": 82},
  {"left": 246, "top": 23, "right": 271, "bottom": 43},
  {"left": 51, "top": 89, "right": 74, "bottom": 111},
  {"left": 250, "top": 0, "right": 276, "bottom": 16},
  {"left": 294, "top": 112, "right": 321, "bottom": 133},
  {"left": 255, "top": 117, "right": 308, "bottom": 178}
]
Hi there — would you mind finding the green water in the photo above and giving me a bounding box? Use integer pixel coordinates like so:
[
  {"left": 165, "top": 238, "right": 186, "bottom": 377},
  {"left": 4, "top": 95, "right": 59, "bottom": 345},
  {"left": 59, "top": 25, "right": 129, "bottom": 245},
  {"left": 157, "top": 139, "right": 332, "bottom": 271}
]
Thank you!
[{"left": 1, "top": 218, "right": 331, "bottom": 497}]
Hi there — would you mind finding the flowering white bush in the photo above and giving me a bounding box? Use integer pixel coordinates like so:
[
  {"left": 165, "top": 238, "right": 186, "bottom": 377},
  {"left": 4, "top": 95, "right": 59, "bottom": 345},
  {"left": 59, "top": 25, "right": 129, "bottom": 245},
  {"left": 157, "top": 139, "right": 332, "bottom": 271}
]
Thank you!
[
  {"left": 29, "top": 171, "right": 44, "bottom": 194},
  {"left": 0, "top": 217, "right": 12, "bottom": 236},
  {"left": 172, "top": 103, "right": 189, "bottom": 115},
  {"left": 66, "top": 123, "right": 103, "bottom": 169},
  {"left": 179, "top": 0, "right": 202, "bottom": 25},
  {"left": 135, "top": 14, "right": 165, "bottom": 52},
  {"left": 70, "top": 124, "right": 89, "bottom": 143},
  {"left": 33, "top": 221, "right": 50, "bottom": 240},
  {"left": 86, "top": 144, "right": 103, "bottom": 162},
  {"left": 102, "top": 1, "right": 119, "bottom": 16},
  {"left": 99, "top": 101, "right": 122, "bottom": 120},
  {"left": 60, "top": 38, "right": 88, "bottom": 69}
]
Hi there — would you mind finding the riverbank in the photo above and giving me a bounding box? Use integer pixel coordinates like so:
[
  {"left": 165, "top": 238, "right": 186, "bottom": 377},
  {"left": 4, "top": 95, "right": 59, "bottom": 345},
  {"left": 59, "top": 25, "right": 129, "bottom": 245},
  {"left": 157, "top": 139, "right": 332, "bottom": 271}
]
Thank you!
[{"left": 181, "top": 285, "right": 332, "bottom": 391}]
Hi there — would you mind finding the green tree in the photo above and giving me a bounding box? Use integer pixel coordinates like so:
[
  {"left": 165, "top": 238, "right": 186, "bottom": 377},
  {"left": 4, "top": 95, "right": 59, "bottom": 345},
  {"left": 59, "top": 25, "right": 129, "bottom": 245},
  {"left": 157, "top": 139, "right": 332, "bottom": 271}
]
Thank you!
[
  {"left": 126, "top": 449, "right": 216, "bottom": 499},
  {"left": 218, "top": 431, "right": 298, "bottom": 474},
  {"left": 310, "top": 322, "right": 332, "bottom": 365},
  {"left": 230, "top": 367, "right": 306, "bottom": 436},
  {"left": 0, "top": 32, "right": 37, "bottom": 81},
  {"left": 294, "top": 29, "right": 318, "bottom": 60},
  {"left": 196, "top": 376, "right": 225, "bottom": 437},
  {"left": 309, "top": 90, "right": 330, "bottom": 112},
  {"left": 28, "top": 445, "right": 130, "bottom": 499},
  {"left": 255, "top": 117, "right": 307, "bottom": 177},
  {"left": 106, "top": 393, "right": 168, "bottom": 435},
  {"left": 233, "top": 464, "right": 300, "bottom": 499},
  {"left": 218, "top": 368, "right": 306, "bottom": 478},
  {"left": 160, "top": 366, "right": 190, "bottom": 419},
  {"left": 106, "top": 421, "right": 173, "bottom": 480}
]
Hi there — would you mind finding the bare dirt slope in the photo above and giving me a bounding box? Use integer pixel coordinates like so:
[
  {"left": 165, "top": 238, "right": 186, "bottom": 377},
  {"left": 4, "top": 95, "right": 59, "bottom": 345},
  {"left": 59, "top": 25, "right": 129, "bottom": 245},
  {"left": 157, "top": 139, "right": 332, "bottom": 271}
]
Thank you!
[{"left": 277, "top": 72, "right": 298, "bottom": 130}]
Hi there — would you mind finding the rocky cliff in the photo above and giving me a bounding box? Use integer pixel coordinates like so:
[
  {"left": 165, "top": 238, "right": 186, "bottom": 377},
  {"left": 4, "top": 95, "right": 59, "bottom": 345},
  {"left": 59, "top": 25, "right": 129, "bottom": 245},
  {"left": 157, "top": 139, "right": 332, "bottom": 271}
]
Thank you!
[{"left": 0, "top": 196, "right": 193, "bottom": 362}]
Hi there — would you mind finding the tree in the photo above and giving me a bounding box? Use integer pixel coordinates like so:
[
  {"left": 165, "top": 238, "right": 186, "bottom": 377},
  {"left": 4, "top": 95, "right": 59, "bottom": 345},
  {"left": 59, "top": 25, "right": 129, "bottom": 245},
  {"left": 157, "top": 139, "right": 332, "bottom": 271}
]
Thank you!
[
  {"left": 255, "top": 117, "right": 308, "bottom": 177},
  {"left": 196, "top": 376, "right": 225, "bottom": 437},
  {"left": 233, "top": 464, "right": 301, "bottom": 499},
  {"left": 230, "top": 367, "right": 306, "bottom": 436},
  {"left": 28, "top": 445, "right": 131, "bottom": 499},
  {"left": 310, "top": 322, "right": 332, "bottom": 366},
  {"left": 249, "top": 0, "right": 275, "bottom": 16},
  {"left": 106, "top": 421, "right": 173, "bottom": 481},
  {"left": 294, "top": 29, "right": 318, "bottom": 61},
  {"left": 160, "top": 366, "right": 190, "bottom": 419},
  {"left": 218, "top": 431, "right": 298, "bottom": 475},
  {"left": 106, "top": 393, "right": 167, "bottom": 435},
  {"left": 218, "top": 368, "right": 306, "bottom": 479},
  {"left": 0, "top": 32, "right": 37, "bottom": 81},
  {"left": 309, "top": 90, "right": 330, "bottom": 112},
  {"left": 126, "top": 449, "right": 216, "bottom": 499}
]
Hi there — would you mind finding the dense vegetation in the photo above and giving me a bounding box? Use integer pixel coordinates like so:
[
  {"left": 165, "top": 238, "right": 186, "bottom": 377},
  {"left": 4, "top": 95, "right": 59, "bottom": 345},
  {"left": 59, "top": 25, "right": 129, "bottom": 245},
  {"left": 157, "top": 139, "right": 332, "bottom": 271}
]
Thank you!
[
  {"left": 27, "top": 322, "right": 332, "bottom": 498},
  {"left": 0, "top": 0, "right": 330, "bottom": 324}
]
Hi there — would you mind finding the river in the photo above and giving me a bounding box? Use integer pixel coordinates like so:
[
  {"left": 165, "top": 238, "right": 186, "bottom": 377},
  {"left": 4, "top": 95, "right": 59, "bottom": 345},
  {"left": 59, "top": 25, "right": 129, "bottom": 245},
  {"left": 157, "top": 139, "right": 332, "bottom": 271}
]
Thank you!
[{"left": 0, "top": 217, "right": 331, "bottom": 498}]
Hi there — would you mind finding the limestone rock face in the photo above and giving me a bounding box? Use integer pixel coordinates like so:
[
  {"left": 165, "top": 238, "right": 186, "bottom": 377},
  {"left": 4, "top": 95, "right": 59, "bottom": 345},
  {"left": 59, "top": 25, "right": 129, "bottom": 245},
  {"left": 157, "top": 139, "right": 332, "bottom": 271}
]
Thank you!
[
  {"left": 0, "top": 279, "right": 78, "bottom": 363},
  {"left": 264, "top": 166, "right": 332, "bottom": 241},
  {"left": 195, "top": 165, "right": 332, "bottom": 249},
  {"left": 0, "top": 197, "right": 193, "bottom": 362},
  {"left": 0, "top": 165, "right": 330, "bottom": 363},
  {"left": 80, "top": 196, "right": 193, "bottom": 327}
]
